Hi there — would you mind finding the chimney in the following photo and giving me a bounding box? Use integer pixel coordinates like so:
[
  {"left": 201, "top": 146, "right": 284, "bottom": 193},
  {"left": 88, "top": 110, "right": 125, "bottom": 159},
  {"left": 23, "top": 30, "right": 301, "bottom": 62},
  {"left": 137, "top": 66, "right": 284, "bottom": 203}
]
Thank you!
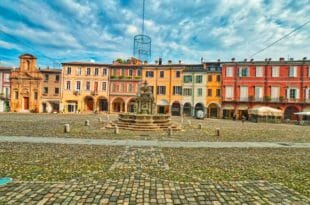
[
  {"left": 279, "top": 57, "right": 285, "bottom": 61},
  {"left": 250, "top": 59, "right": 254, "bottom": 62},
  {"left": 244, "top": 58, "right": 247, "bottom": 62},
  {"left": 231, "top": 57, "right": 235, "bottom": 62},
  {"left": 217, "top": 59, "right": 221, "bottom": 62},
  {"left": 303, "top": 57, "right": 307, "bottom": 61},
  {"left": 168, "top": 60, "right": 172, "bottom": 64},
  {"left": 159, "top": 58, "right": 162, "bottom": 65},
  {"left": 265, "top": 58, "right": 268, "bottom": 62},
  {"left": 289, "top": 58, "right": 294, "bottom": 61},
  {"left": 268, "top": 58, "right": 272, "bottom": 61},
  {"left": 179, "top": 60, "right": 182, "bottom": 64},
  {"left": 144, "top": 60, "right": 148, "bottom": 65}
]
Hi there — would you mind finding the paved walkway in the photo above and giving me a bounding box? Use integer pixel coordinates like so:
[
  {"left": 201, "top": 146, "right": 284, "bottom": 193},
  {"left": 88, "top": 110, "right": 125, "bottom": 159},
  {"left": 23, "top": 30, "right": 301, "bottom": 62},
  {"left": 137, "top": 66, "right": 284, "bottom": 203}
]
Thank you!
[
  {"left": 0, "top": 136, "right": 310, "bottom": 148},
  {"left": 1, "top": 146, "right": 309, "bottom": 204}
]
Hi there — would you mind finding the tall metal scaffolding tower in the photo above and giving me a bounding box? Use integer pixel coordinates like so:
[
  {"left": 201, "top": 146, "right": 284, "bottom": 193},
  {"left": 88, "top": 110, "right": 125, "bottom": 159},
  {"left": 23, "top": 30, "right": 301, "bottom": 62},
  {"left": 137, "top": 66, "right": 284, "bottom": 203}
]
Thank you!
[{"left": 133, "top": 0, "right": 151, "bottom": 62}]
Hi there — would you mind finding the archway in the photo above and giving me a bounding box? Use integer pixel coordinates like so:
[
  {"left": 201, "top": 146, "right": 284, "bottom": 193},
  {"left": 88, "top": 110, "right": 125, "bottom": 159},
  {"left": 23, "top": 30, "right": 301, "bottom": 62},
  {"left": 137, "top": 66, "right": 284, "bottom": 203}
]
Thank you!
[
  {"left": 284, "top": 106, "right": 299, "bottom": 120},
  {"left": 66, "top": 100, "right": 77, "bottom": 113},
  {"left": 208, "top": 103, "right": 220, "bottom": 118},
  {"left": 195, "top": 103, "right": 205, "bottom": 116},
  {"left": 183, "top": 102, "right": 192, "bottom": 116},
  {"left": 112, "top": 98, "right": 125, "bottom": 112},
  {"left": 84, "top": 96, "right": 94, "bottom": 111},
  {"left": 98, "top": 97, "right": 108, "bottom": 112},
  {"left": 127, "top": 98, "right": 136, "bottom": 113},
  {"left": 171, "top": 101, "right": 181, "bottom": 116}
]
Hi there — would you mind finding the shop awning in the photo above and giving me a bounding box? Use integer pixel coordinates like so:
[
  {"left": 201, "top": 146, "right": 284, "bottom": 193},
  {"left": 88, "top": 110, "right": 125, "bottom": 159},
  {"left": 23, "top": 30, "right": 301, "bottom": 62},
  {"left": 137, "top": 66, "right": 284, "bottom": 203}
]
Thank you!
[
  {"left": 222, "top": 104, "right": 234, "bottom": 110},
  {"left": 248, "top": 106, "right": 283, "bottom": 117},
  {"left": 157, "top": 99, "right": 169, "bottom": 106},
  {"left": 237, "top": 105, "right": 248, "bottom": 110}
]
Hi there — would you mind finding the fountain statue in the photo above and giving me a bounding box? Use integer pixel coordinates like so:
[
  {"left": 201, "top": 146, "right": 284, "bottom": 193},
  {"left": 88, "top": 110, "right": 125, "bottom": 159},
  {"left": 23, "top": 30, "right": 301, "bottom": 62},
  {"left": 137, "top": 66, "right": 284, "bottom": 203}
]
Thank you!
[{"left": 107, "top": 81, "right": 180, "bottom": 131}]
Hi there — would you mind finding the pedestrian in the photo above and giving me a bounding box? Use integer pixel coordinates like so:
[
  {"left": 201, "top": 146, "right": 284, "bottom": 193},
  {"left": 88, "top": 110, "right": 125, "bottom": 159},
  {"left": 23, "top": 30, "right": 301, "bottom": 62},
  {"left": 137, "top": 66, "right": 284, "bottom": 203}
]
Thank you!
[{"left": 241, "top": 115, "right": 246, "bottom": 124}]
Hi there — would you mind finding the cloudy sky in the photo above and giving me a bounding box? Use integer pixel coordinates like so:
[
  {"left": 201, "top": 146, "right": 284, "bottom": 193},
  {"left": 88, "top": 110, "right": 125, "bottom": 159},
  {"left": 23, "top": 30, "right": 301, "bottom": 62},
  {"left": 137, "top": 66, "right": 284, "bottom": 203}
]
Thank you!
[{"left": 0, "top": 0, "right": 309, "bottom": 67}]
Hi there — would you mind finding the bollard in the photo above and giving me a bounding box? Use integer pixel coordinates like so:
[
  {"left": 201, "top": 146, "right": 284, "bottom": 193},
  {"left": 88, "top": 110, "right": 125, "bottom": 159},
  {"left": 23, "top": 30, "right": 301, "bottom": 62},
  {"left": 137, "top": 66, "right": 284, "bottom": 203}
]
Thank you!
[
  {"left": 114, "top": 126, "right": 119, "bottom": 134},
  {"left": 99, "top": 117, "right": 102, "bottom": 122},
  {"left": 198, "top": 123, "right": 202, "bottom": 129},
  {"left": 168, "top": 127, "right": 173, "bottom": 136},
  {"left": 85, "top": 120, "right": 90, "bottom": 126},
  {"left": 187, "top": 120, "right": 191, "bottom": 125},
  {"left": 64, "top": 124, "right": 70, "bottom": 133},
  {"left": 216, "top": 128, "right": 220, "bottom": 137},
  {"left": 107, "top": 115, "right": 110, "bottom": 121}
]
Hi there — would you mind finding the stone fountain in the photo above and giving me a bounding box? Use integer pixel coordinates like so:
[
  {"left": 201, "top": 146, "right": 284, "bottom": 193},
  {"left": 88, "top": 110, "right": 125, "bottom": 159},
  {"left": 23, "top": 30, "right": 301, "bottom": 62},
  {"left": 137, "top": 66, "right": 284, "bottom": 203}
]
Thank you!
[{"left": 107, "top": 81, "right": 180, "bottom": 131}]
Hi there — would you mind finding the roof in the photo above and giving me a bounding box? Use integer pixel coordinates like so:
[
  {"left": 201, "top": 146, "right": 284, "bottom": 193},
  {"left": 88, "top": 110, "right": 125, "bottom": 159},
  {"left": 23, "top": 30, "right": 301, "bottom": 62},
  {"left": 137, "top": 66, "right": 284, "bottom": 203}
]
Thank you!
[
  {"left": 19, "top": 53, "right": 37, "bottom": 59},
  {"left": 0, "top": 66, "right": 13, "bottom": 71},
  {"left": 222, "top": 59, "right": 310, "bottom": 66},
  {"left": 61, "top": 62, "right": 110, "bottom": 66},
  {"left": 39, "top": 68, "right": 62, "bottom": 73}
]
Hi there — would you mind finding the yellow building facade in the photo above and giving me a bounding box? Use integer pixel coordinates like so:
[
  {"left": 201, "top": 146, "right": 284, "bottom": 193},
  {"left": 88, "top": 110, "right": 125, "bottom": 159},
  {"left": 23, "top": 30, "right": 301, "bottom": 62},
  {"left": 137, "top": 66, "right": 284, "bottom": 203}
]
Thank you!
[
  {"left": 142, "top": 61, "right": 184, "bottom": 115},
  {"left": 205, "top": 64, "right": 222, "bottom": 118},
  {"left": 61, "top": 62, "right": 109, "bottom": 113}
]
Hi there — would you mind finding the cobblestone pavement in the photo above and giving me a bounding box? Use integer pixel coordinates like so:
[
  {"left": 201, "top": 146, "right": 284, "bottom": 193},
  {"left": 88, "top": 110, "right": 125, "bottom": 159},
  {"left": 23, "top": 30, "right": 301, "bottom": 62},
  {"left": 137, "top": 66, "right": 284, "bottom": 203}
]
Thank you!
[
  {"left": 1, "top": 146, "right": 309, "bottom": 204},
  {"left": 1, "top": 136, "right": 310, "bottom": 148}
]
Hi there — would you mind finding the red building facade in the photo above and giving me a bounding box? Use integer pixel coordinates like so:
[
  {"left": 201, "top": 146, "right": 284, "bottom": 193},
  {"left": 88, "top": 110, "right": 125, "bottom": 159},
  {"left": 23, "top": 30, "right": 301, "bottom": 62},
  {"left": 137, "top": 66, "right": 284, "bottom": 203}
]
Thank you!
[
  {"left": 222, "top": 58, "right": 310, "bottom": 120},
  {"left": 109, "top": 59, "right": 143, "bottom": 113}
]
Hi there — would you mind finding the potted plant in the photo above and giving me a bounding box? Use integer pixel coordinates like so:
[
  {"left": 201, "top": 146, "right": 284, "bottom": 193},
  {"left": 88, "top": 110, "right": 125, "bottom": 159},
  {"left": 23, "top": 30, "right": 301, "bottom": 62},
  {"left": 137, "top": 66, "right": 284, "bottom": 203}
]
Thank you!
[
  {"left": 279, "top": 96, "right": 285, "bottom": 102},
  {"left": 264, "top": 95, "right": 271, "bottom": 102}
]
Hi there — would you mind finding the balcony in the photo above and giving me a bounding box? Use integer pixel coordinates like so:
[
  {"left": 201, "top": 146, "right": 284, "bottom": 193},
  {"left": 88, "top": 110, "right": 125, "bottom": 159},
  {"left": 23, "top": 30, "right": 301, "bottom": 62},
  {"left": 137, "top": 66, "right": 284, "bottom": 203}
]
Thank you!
[
  {"left": 110, "top": 76, "right": 142, "bottom": 81},
  {"left": 73, "top": 90, "right": 80, "bottom": 96},
  {"left": 91, "top": 91, "right": 98, "bottom": 96}
]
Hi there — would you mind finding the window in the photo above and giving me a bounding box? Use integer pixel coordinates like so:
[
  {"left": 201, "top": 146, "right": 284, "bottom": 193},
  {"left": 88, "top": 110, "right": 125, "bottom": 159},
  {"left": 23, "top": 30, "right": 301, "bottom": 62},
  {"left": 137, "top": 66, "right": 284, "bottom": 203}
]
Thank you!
[
  {"left": 66, "top": 81, "right": 71, "bottom": 90},
  {"left": 308, "top": 66, "right": 310, "bottom": 77},
  {"left": 67, "top": 67, "right": 71, "bottom": 75},
  {"left": 102, "top": 82, "right": 106, "bottom": 91},
  {"left": 159, "top": 71, "right": 164, "bottom": 78},
  {"left": 272, "top": 66, "right": 279, "bottom": 77},
  {"left": 121, "top": 69, "right": 124, "bottom": 76},
  {"left": 86, "top": 68, "right": 91, "bottom": 76},
  {"left": 120, "top": 84, "right": 125, "bottom": 92},
  {"left": 112, "top": 84, "right": 117, "bottom": 92},
  {"left": 256, "top": 66, "right": 263, "bottom": 77},
  {"left": 176, "top": 71, "right": 181, "bottom": 78},
  {"left": 4, "top": 73, "right": 10, "bottom": 82},
  {"left": 196, "top": 75, "right": 203, "bottom": 83},
  {"left": 173, "top": 86, "right": 182, "bottom": 95},
  {"left": 34, "top": 92, "right": 38, "bottom": 100},
  {"left": 128, "top": 84, "right": 133, "bottom": 92},
  {"left": 216, "top": 89, "right": 221, "bottom": 97},
  {"left": 240, "top": 86, "right": 248, "bottom": 100},
  {"left": 183, "top": 88, "right": 192, "bottom": 96},
  {"left": 4, "top": 87, "right": 9, "bottom": 98},
  {"left": 15, "top": 91, "right": 18, "bottom": 99},
  {"left": 216, "top": 75, "right": 221, "bottom": 82},
  {"left": 77, "top": 67, "right": 81, "bottom": 75},
  {"left": 149, "top": 86, "right": 154, "bottom": 93},
  {"left": 239, "top": 67, "right": 249, "bottom": 77},
  {"left": 55, "top": 88, "right": 59, "bottom": 94},
  {"left": 271, "top": 87, "right": 280, "bottom": 101},
  {"left": 307, "top": 88, "right": 310, "bottom": 100},
  {"left": 208, "top": 75, "right": 212, "bottom": 82},
  {"left": 207, "top": 89, "right": 212, "bottom": 97},
  {"left": 113, "top": 68, "right": 117, "bottom": 76},
  {"left": 95, "top": 68, "right": 99, "bottom": 76},
  {"left": 86, "top": 81, "right": 90, "bottom": 91},
  {"left": 129, "top": 69, "right": 133, "bottom": 76},
  {"left": 55, "top": 75, "right": 60, "bottom": 81},
  {"left": 43, "top": 87, "right": 48, "bottom": 94},
  {"left": 157, "top": 86, "right": 166, "bottom": 95},
  {"left": 44, "top": 74, "right": 49, "bottom": 81},
  {"left": 226, "top": 67, "right": 233, "bottom": 77},
  {"left": 76, "top": 81, "right": 81, "bottom": 91},
  {"left": 102, "top": 68, "right": 107, "bottom": 76},
  {"left": 255, "top": 87, "right": 263, "bottom": 101},
  {"left": 137, "top": 69, "right": 142, "bottom": 76},
  {"left": 197, "top": 88, "right": 203, "bottom": 96},
  {"left": 183, "top": 75, "right": 192, "bottom": 83},
  {"left": 289, "top": 66, "right": 297, "bottom": 77},
  {"left": 287, "top": 88, "right": 299, "bottom": 99},
  {"left": 146, "top": 71, "right": 154, "bottom": 78},
  {"left": 225, "top": 86, "right": 233, "bottom": 98}
]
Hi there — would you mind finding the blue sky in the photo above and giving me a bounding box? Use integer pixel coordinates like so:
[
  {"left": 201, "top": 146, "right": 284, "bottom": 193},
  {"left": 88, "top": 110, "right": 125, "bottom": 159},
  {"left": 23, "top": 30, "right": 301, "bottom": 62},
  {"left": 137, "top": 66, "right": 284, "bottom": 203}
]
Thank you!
[{"left": 0, "top": 0, "right": 309, "bottom": 68}]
